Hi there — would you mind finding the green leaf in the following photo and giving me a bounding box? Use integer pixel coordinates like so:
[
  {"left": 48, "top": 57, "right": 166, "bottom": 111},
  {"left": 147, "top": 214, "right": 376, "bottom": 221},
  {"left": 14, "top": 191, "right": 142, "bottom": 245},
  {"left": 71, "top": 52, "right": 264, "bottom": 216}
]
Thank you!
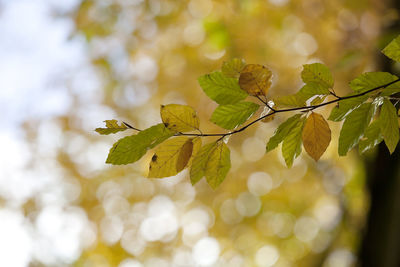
[
  {"left": 274, "top": 94, "right": 305, "bottom": 107},
  {"left": 198, "top": 72, "right": 248, "bottom": 104},
  {"left": 266, "top": 114, "right": 302, "bottom": 152},
  {"left": 148, "top": 137, "right": 193, "bottom": 178},
  {"left": 301, "top": 63, "right": 334, "bottom": 88},
  {"left": 160, "top": 104, "right": 200, "bottom": 132},
  {"left": 359, "top": 120, "right": 383, "bottom": 154},
  {"left": 328, "top": 94, "right": 369, "bottom": 122},
  {"left": 382, "top": 34, "right": 400, "bottom": 62},
  {"left": 310, "top": 95, "right": 327, "bottom": 105},
  {"left": 106, "top": 124, "right": 174, "bottom": 165},
  {"left": 299, "top": 82, "right": 331, "bottom": 98},
  {"left": 221, "top": 58, "right": 246, "bottom": 78},
  {"left": 349, "top": 72, "right": 399, "bottom": 93},
  {"left": 211, "top": 101, "right": 260, "bottom": 130},
  {"left": 205, "top": 142, "right": 231, "bottom": 189},
  {"left": 190, "top": 142, "right": 216, "bottom": 185},
  {"left": 379, "top": 99, "right": 399, "bottom": 154},
  {"left": 274, "top": 82, "right": 330, "bottom": 107},
  {"left": 282, "top": 117, "right": 306, "bottom": 168},
  {"left": 95, "top": 120, "right": 128, "bottom": 135},
  {"left": 338, "top": 103, "right": 375, "bottom": 156}
]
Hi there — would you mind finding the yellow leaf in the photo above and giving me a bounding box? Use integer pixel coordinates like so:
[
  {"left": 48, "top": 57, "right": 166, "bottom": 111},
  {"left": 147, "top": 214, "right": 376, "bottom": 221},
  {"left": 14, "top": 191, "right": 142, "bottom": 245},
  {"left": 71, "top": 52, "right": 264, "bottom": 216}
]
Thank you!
[
  {"left": 302, "top": 112, "right": 331, "bottom": 161},
  {"left": 148, "top": 137, "right": 194, "bottom": 178},
  {"left": 160, "top": 104, "right": 200, "bottom": 132},
  {"left": 95, "top": 119, "right": 127, "bottom": 135},
  {"left": 239, "top": 64, "right": 272, "bottom": 96}
]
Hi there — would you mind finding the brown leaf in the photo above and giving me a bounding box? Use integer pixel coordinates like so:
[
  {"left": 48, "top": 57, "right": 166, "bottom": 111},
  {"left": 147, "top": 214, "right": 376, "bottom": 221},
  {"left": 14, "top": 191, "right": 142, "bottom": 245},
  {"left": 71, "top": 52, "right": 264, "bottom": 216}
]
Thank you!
[
  {"left": 239, "top": 64, "right": 272, "bottom": 96},
  {"left": 302, "top": 112, "right": 331, "bottom": 161},
  {"left": 176, "top": 138, "right": 194, "bottom": 172}
]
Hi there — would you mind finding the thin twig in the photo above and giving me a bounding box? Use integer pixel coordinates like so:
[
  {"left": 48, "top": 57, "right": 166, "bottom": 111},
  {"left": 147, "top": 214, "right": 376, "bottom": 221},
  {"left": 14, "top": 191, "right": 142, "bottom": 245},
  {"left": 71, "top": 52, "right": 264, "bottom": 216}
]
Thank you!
[
  {"left": 255, "top": 95, "right": 268, "bottom": 105},
  {"left": 123, "top": 122, "right": 142, "bottom": 131}
]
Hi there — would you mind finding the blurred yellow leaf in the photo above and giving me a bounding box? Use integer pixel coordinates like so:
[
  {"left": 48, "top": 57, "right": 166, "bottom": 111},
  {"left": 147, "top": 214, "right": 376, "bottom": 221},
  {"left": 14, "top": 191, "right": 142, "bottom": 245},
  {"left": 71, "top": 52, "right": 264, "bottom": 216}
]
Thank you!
[
  {"left": 239, "top": 64, "right": 272, "bottom": 96},
  {"left": 160, "top": 104, "right": 200, "bottom": 132},
  {"left": 302, "top": 112, "right": 331, "bottom": 161},
  {"left": 148, "top": 137, "right": 194, "bottom": 178}
]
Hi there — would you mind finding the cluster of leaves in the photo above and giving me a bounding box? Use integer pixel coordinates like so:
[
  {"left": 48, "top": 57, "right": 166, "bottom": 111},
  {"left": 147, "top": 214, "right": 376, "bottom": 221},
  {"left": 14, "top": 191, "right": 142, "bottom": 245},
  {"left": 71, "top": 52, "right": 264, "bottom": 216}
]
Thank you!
[{"left": 96, "top": 35, "right": 400, "bottom": 189}]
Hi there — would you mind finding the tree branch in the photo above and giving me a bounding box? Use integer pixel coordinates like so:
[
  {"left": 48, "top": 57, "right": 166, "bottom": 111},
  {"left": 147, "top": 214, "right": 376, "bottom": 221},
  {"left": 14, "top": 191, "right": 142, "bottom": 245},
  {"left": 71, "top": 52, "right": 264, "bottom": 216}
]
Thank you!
[{"left": 126, "top": 78, "right": 400, "bottom": 138}]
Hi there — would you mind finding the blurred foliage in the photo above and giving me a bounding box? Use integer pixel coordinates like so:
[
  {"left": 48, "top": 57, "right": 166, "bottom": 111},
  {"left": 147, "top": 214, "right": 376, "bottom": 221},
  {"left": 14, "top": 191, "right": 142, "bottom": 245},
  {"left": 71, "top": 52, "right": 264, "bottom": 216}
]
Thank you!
[{"left": 21, "top": 0, "right": 400, "bottom": 266}]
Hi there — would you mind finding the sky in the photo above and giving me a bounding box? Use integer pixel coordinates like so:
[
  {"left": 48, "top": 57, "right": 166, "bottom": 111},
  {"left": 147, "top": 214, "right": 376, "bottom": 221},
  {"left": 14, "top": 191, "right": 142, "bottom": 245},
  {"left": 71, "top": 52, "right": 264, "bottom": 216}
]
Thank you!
[{"left": 0, "top": 0, "right": 99, "bottom": 265}]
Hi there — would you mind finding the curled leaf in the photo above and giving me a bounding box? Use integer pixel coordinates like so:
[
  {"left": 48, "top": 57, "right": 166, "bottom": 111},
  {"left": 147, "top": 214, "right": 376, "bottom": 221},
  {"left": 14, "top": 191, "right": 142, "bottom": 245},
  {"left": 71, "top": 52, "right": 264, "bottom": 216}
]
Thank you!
[{"left": 239, "top": 64, "right": 272, "bottom": 96}]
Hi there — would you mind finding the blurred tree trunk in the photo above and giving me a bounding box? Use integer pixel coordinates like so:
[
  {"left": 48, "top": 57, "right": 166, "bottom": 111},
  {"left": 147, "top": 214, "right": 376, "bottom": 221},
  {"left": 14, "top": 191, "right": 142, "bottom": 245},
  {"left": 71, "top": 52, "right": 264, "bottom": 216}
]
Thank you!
[{"left": 358, "top": 2, "right": 400, "bottom": 266}]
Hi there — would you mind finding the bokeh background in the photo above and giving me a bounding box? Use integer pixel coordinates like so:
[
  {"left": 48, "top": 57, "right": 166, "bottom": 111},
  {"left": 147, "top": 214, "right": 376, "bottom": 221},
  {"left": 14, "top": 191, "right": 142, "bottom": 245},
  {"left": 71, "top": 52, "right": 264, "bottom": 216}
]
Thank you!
[{"left": 1, "top": 0, "right": 399, "bottom": 266}]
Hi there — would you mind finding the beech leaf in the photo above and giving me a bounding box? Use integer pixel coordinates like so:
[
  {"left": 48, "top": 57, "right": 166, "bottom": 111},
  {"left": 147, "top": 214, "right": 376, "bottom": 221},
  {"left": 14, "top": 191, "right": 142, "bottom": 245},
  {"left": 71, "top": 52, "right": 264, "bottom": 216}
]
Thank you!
[
  {"left": 301, "top": 63, "right": 334, "bottom": 88},
  {"left": 148, "top": 137, "right": 194, "bottom": 178},
  {"left": 160, "top": 104, "right": 200, "bottom": 132},
  {"left": 302, "top": 113, "right": 331, "bottom": 161},
  {"left": 349, "top": 72, "right": 399, "bottom": 93},
  {"left": 266, "top": 114, "right": 302, "bottom": 152},
  {"left": 282, "top": 116, "right": 306, "bottom": 168},
  {"left": 379, "top": 99, "right": 399, "bottom": 154},
  {"left": 359, "top": 120, "right": 383, "bottom": 154},
  {"left": 222, "top": 58, "right": 246, "bottom": 78},
  {"left": 95, "top": 120, "right": 128, "bottom": 135},
  {"left": 205, "top": 142, "right": 231, "bottom": 189},
  {"left": 239, "top": 64, "right": 272, "bottom": 96},
  {"left": 106, "top": 124, "right": 174, "bottom": 165},
  {"left": 328, "top": 94, "right": 369, "bottom": 122},
  {"left": 190, "top": 142, "right": 216, "bottom": 185},
  {"left": 211, "top": 101, "right": 260, "bottom": 130},
  {"left": 382, "top": 34, "right": 400, "bottom": 62},
  {"left": 338, "top": 103, "right": 375, "bottom": 156},
  {"left": 198, "top": 72, "right": 248, "bottom": 104}
]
